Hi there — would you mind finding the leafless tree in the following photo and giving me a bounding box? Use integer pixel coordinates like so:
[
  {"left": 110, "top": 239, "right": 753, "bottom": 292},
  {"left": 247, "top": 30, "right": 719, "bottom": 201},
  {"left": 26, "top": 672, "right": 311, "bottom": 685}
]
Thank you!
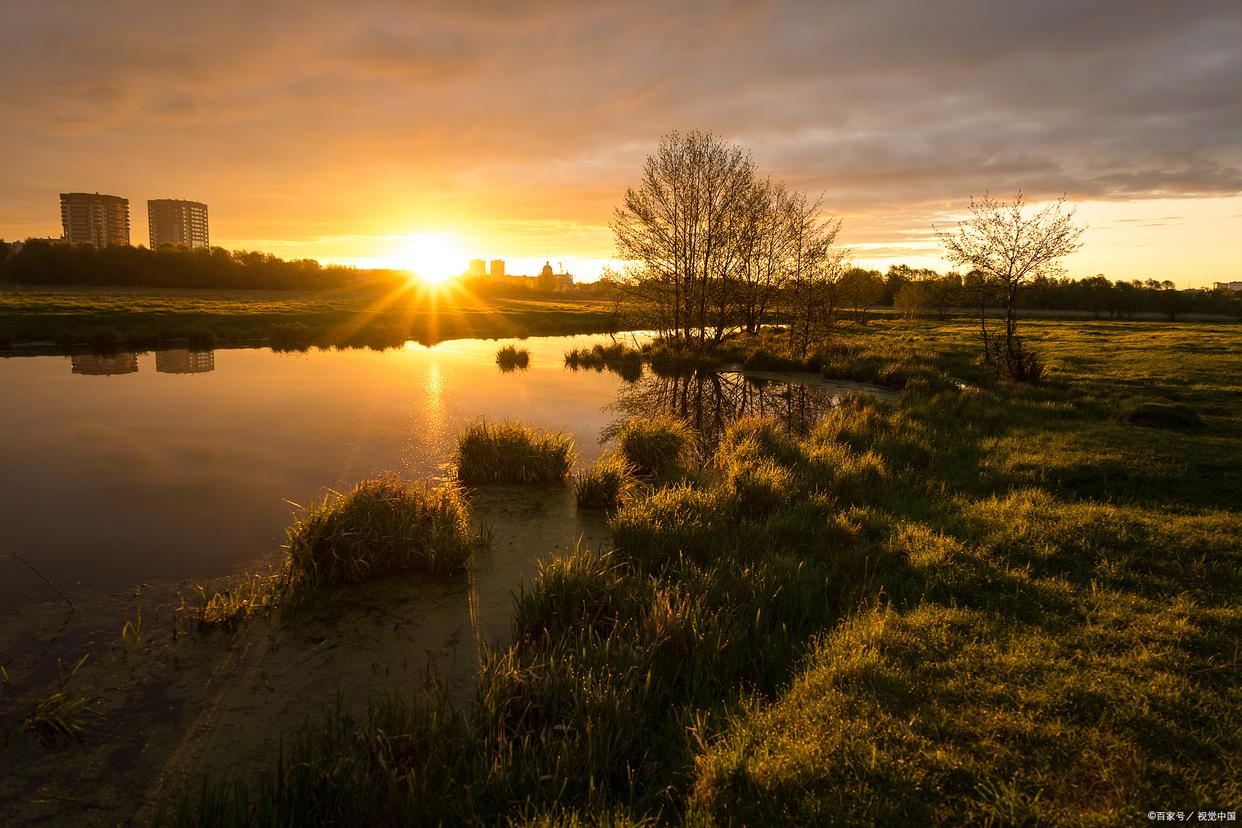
[
  {"left": 735, "top": 178, "right": 795, "bottom": 334},
  {"left": 782, "top": 192, "right": 845, "bottom": 354},
  {"left": 613, "top": 130, "right": 757, "bottom": 347},
  {"left": 937, "top": 193, "right": 1084, "bottom": 382}
]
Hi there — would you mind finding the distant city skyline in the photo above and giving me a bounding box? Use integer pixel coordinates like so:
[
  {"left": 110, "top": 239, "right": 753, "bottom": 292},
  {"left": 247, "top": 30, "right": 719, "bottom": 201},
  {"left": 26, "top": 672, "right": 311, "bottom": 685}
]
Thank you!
[{"left": 3, "top": 3, "right": 1240, "bottom": 286}]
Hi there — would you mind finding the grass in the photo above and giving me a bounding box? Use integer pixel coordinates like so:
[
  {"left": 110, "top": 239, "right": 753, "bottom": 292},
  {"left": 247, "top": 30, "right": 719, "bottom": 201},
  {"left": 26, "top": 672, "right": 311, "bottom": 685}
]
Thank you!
[
  {"left": 1120, "top": 401, "right": 1203, "bottom": 429},
  {"left": 564, "top": 342, "right": 644, "bottom": 381},
  {"left": 20, "top": 655, "right": 99, "bottom": 748},
  {"left": 496, "top": 344, "right": 531, "bottom": 371},
  {"left": 573, "top": 453, "right": 639, "bottom": 509},
  {"left": 283, "top": 477, "right": 477, "bottom": 592},
  {"left": 616, "top": 415, "right": 696, "bottom": 477},
  {"left": 0, "top": 283, "right": 623, "bottom": 349},
  {"left": 162, "top": 318, "right": 1241, "bottom": 824},
  {"left": 454, "top": 421, "right": 577, "bottom": 484},
  {"left": 182, "top": 571, "right": 284, "bottom": 631}
]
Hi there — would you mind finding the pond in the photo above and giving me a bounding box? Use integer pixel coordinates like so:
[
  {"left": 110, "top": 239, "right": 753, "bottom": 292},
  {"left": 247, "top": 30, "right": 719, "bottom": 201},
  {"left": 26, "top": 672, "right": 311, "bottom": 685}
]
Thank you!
[{"left": 0, "top": 333, "right": 894, "bottom": 614}]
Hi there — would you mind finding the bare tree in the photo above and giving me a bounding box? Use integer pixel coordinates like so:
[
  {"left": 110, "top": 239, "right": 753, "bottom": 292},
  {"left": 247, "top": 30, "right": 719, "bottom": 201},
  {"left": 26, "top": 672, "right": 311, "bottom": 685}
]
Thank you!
[
  {"left": 937, "top": 193, "right": 1084, "bottom": 382},
  {"left": 735, "top": 178, "right": 795, "bottom": 334},
  {"left": 783, "top": 192, "right": 844, "bottom": 355},
  {"left": 613, "top": 130, "right": 757, "bottom": 348}
]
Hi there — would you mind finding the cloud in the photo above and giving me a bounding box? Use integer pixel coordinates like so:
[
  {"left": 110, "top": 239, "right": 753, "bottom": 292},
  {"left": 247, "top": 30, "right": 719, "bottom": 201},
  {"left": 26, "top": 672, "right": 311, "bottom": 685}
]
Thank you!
[{"left": 1, "top": 0, "right": 1239, "bottom": 269}]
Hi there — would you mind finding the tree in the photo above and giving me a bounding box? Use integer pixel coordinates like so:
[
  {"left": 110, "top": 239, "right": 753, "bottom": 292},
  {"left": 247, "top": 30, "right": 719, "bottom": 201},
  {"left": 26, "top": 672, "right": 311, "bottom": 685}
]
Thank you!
[
  {"left": 893, "top": 281, "right": 926, "bottom": 321},
  {"left": 937, "top": 193, "right": 1084, "bottom": 382},
  {"left": 923, "top": 271, "right": 962, "bottom": 320},
  {"left": 779, "top": 190, "right": 845, "bottom": 353},
  {"left": 612, "top": 130, "right": 758, "bottom": 347},
  {"left": 837, "top": 267, "right": 884, "bottom": 323},
  {"left": 735, "top": 179, "right": 796, "bottom": 334}
]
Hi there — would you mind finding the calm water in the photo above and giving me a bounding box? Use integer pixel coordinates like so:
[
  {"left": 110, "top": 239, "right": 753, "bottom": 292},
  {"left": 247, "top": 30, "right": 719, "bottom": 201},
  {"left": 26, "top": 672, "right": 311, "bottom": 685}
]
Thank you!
[{"left": 0, "top": 333, "right": 889, "bottom": 612}]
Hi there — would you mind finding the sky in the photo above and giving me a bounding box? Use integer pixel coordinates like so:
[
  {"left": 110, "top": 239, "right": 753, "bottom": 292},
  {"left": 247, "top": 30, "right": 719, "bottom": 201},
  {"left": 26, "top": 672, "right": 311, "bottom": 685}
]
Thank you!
[{"left": 1, "top": 0, "right": 1239, "bottom": 286}]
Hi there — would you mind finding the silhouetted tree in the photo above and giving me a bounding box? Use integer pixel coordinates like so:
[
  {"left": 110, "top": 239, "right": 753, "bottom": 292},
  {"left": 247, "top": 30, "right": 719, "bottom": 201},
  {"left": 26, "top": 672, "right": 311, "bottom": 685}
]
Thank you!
[
  {"left": 613, "top": 130, "right": 758, "bottom": 346},
  {"left": 923, "top": 271, "right": 962, "bottom": 320},
  {"left": 783, "top": 192, "right": 844, "bottom": 353},
  {"left": 894, "top": 281, "right": 926, "bottom": 320},
  {"left": 937, "top": 194, "right": 1084, "bottom": 382},
  {"left": 837, "top": 267, "right": 884, "bottom": 323}
]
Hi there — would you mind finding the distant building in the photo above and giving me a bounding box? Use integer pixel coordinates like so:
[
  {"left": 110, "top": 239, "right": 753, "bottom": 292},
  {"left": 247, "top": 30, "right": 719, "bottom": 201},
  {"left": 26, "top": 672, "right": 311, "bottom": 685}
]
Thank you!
[
  {"left": 148, "top": 199, "right": 209, "bottom": 249},
  {"left": 1213, "top": 281, "right": 1242, "bottom": 293},
  {"left": 537, "top": 261, "right": 574, "bottom": 291},
  {"left": 71, "top": 352, "right": 138, "bottom": 376},
  {"left": 155, "top": 349, "right": 215, "bottom": 374},
  {"left": 60, "top": 192, "right": 130, "bottom": 247},
  {"left": 468, "top": 258, "right": 487, "bottom": 277},
  {"left": 489, "top": 259, "right": 505, "bottom": 278}
]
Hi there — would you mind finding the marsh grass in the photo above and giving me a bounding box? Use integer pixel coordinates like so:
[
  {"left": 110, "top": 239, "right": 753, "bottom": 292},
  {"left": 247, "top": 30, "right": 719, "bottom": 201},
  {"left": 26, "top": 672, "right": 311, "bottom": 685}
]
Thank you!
[
  {"left": 616, "top": 416, "right": 695, "bottom": 478},
  {"left": 496, "top": 344, "right": 531, "bottom": 371},
  {"left": 454, "top": 421, "right": 576, "bottom": 484},
  {"left": 564, "top": 342, "right": 644, "bottom": 381},
  {"left": 283, "top": 477, "right": 477, "bottom": 593},
  {"left": 173, "top": 319, "right": 1242, "bottom": 826},
  {"left": 21, "top": 655, "right": 100, "bottom": 748},
  {"left": 183, "top": 571, "right": 284, "bottom": 631},
  {"left": 573, "top": 454, "right": 638, "bottom": 509}
]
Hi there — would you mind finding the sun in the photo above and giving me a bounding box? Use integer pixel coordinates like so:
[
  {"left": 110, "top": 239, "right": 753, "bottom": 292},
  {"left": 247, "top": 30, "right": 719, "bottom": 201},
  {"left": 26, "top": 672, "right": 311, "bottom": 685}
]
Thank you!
[{"left": 395, "top": 233, "right": 465, "bottom": 285}]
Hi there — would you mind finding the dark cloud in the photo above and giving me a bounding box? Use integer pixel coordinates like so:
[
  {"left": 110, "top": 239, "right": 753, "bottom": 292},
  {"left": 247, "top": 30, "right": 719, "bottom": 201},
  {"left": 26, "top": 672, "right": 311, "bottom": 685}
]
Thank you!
[{"left": 1, "top": 0, "right": 1239, "bottom": 251}]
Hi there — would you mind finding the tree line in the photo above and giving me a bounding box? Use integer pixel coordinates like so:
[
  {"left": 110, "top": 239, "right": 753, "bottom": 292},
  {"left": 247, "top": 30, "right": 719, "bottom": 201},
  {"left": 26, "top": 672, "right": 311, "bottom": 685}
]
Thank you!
[
  {"left": 610, "top": 132, "right": 1239, "bottom": 369},
  {"left": 611, "top": 130, "right": 848, "bottom": 354},
  {"left": 857, "top": 264, "right": 1240, "bottom": 322},
  {"left": 0, "top": 239, "right": 366, "bottom": 291}
]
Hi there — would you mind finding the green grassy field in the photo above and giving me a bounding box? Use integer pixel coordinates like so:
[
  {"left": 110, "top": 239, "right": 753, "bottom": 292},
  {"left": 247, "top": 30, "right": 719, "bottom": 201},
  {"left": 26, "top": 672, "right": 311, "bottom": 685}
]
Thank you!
[
  {"left": 0, "top": 283, "right": 623, "bottom": 348},
  {"left": 153, "top": 317, "right": 1239, "bottom": 826}
]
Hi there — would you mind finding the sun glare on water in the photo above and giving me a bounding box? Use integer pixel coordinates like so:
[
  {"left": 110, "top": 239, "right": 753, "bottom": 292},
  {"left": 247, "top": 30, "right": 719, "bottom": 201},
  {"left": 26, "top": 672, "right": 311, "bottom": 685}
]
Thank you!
[{"left": 396, "top": 233, "right": 465, "bottom": 285}]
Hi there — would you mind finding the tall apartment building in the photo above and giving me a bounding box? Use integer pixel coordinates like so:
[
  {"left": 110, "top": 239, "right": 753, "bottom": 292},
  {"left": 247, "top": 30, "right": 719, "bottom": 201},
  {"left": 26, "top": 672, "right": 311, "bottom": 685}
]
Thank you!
[
  {"left": 148, "top": 199, "right": 209, "bottom": 249},
  {"left": 489, "top": 259, "right": 505, "bottom": 278},
  {"left": 467, "top": 258, "right": 487, "bottom": 277},
  {"left": 60, "top": 192, "right": 130, "bottom": 247}
]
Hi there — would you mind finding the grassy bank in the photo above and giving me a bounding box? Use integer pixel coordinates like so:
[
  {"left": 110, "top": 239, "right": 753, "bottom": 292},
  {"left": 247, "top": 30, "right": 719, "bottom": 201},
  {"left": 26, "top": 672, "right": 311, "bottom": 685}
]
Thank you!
[
  {"left": 167, "top": 317, "right": 1239, "bottom": 825},
  {"left": 0, "top": 283, "right": 623, "bottom": 349}
]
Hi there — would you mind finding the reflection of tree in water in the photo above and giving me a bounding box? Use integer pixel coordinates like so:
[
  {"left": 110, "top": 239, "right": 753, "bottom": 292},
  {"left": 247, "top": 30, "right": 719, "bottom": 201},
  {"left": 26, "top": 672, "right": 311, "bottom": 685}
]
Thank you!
[{"left": 606, "top": 370, "right": 844, "bottom": 451}]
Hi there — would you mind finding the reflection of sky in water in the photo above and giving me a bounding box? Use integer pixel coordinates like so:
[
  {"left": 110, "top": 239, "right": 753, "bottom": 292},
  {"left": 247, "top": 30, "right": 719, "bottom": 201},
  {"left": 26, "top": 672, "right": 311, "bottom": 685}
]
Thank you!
[
  {"left": 0, "top": 334, "right": 889, "bottom": 610},
  {"left": 0, "top": 335, "right": 625, "bottom": 608}
]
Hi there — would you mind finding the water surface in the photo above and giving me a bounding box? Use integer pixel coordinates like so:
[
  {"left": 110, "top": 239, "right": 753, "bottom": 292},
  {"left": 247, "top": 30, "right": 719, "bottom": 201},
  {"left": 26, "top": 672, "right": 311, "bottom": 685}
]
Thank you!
[{"left": 0, "top": 334, "right": 892, "bottom": 612}]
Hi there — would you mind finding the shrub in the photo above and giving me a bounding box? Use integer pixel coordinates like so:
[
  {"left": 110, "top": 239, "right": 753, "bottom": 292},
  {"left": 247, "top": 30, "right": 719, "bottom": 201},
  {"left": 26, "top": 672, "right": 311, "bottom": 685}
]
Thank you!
[
  {"left": 283, "top": 477, "right": 476, "bottom": 592},
  {"left": 454, "top": 421, "right": 576, "bottom": 484},
  {"left": 616, "top": 416, "right": 695, "bottom": 477},
  {"left": 574, "top": 454, "right": 639, "bottom": 509},
  {"left": 496, "top": 344, "right": 530, "bottom": 371}
]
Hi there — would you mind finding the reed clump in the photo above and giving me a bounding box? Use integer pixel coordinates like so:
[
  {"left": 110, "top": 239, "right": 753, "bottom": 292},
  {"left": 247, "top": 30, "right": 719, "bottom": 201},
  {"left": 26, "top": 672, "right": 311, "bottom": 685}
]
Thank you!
[
  {"left": 496, "top": 344, "right": 530, "bottom": 371},
  {"left": 454, "top": 421, "right": 576, "bottom": 484},
  {"left": 283, "top": 477, "right": 477, "bottom": 592},
  {"left": 21, "top": 655, "right": 99, "bottom": 748},
  {"left": 616, "top": 416, "right": 695, "bottom": 477},
  {"left": 573, "top": 453, "right": 639, "bottom": 509}
]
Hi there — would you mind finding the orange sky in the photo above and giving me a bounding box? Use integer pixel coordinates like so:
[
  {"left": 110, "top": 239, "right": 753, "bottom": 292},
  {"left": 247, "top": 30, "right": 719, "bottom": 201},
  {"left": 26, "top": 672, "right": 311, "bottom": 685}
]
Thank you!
[{"left": 2, "top": 2, "right": 1239, "bottom": 287}]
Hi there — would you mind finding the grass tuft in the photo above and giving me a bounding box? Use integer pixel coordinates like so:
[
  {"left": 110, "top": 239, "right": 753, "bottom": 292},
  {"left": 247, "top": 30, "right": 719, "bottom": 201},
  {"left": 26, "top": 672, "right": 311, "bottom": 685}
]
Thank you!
[
  {"left": 454, "top": 421, "right": 576, "bottom": 484},
  {"left": 616, "top": 416, "right": 695, "bottom": 478},
  {"left": 574, "top": 454, "right": 639, "bottom": 509},
  {"left": 496, "top": 344, "right": 531, "bottom": 371},
  {"left": 21, "top": 655, "right": 99, "bottom": 748},
  {"left": 283, "top": 476, "right": 477, "bottom": 592}
]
